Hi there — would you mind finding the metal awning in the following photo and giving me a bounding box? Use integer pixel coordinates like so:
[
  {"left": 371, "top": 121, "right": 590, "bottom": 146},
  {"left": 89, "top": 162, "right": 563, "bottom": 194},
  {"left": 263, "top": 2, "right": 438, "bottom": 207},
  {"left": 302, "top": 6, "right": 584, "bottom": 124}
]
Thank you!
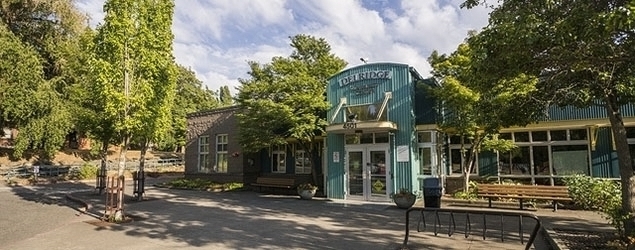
[{"left": 326, "top": 121, "right": 398, "bottom": 134}]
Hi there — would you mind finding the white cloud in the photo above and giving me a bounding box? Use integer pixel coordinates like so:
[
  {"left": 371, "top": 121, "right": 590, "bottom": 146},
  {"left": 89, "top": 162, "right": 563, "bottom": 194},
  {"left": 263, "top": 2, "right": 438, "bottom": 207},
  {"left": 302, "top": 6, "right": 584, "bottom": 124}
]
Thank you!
[{"left": 74, "top": 0, "right": 490, "bottom": 93}]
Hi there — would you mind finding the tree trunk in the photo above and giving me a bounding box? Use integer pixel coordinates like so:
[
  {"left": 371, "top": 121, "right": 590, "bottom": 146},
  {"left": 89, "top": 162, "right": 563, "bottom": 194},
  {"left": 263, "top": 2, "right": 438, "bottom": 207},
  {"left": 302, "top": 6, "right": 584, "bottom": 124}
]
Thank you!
[
  {"left": 114, "top": 135, "right": 130, "bottom": 222},
  {"left": 138, "top": 139, "right": 149, "bottom": 201},
  {"left": 605, "top": 94, "right": 635, "bottom": 236},
  {"left": 460, "top": 136, "right": 468, "bottom": 193},
  {"left": 98, "top": 140, "right": 109, "bottom": 195}
]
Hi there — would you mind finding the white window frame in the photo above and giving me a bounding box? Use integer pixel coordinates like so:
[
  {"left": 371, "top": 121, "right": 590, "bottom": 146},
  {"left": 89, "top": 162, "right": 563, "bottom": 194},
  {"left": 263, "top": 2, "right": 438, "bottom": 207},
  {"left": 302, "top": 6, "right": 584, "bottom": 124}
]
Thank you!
[
  {"left": 295, "top": 149, "right": 311, "bottom": 174},
  {"left": 198, "top": 136, "right": 210, "bottom": 173},
  {"left": 216, "top": 134, "right": 228, "bottom": 173},
  {"left": 271, "top": 144, "right": 286, "bottom": 173}
]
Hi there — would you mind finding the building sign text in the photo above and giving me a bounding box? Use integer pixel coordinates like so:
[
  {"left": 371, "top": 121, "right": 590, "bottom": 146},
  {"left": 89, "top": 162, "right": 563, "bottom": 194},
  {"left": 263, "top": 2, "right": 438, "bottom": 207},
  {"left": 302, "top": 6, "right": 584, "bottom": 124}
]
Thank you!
[{"left": 339, "top": 70, "right": 392, "bottom": 87}]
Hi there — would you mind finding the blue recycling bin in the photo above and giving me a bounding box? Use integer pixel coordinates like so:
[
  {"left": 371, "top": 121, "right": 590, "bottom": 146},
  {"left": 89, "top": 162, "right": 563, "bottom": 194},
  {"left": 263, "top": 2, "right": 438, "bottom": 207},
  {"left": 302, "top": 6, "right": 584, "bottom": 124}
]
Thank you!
[{"left": 423, "top": 177, "right": 442, "bottom": 208}]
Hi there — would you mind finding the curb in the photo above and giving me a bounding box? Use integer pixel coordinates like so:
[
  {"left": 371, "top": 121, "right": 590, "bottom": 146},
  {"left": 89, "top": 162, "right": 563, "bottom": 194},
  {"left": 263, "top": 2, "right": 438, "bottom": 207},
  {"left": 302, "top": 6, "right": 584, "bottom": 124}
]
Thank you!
[{"left": 65, "top": 193, "right": 93, "bottom": 214}]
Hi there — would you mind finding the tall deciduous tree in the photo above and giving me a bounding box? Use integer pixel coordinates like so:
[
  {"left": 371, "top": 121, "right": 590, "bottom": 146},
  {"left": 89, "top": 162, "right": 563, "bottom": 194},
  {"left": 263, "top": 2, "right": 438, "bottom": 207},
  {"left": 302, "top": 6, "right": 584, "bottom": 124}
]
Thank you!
[
  {"left": 236, "top": 34, "right": 347, "bottom": 185},
  {"left": 93, "top": 0, "right": 177, "bottom": 215},
  {"left": 428, "top": 43, "right": 516, "bottom": 193},
  {"left": 0, "top": 0, "right": 89, "bottom": 160},
  {"left": 462, "top": 0, "right": 635, "bottom": 236},
  {"left": 219, "top": 85, "right": 232, "bottom": 106},
  {"left": 156, "top": 65, "right": 219, "bottom": 152}
]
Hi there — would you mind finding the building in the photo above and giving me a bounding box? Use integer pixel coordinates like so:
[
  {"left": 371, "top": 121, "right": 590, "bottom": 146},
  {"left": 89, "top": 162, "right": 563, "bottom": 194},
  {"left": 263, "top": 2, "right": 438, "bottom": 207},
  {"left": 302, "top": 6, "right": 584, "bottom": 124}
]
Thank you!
[{"left": 185, "top": 62, "right": 635, "bottom": 202}]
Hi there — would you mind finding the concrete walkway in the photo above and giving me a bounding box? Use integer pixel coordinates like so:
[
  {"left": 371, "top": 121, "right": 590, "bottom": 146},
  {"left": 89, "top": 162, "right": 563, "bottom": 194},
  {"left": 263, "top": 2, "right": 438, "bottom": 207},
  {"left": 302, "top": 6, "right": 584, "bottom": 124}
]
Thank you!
[{"left": 0, "top": 179, "right": 614, "bottom": 250}]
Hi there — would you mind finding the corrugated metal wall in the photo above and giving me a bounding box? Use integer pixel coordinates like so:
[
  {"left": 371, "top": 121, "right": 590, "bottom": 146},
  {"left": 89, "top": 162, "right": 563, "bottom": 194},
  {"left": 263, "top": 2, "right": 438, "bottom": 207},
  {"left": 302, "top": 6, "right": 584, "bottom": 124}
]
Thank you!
[
  {"left": 414, "top": 78, "right": 439, "bottom": 125},
  {"left": 547, "top": 103, "right": 635, "bottom": 121},
  {"left": 325, "top": 63, "right": 419, "bottom": 198},
  {"left": 478, "top": 150, "right": 498, "bottom": 177},
  {"left": 591, "top": 127, "right": 619, "bottom": 178},
  {"left": 390, "top": 66, "right": 417, "bottom": 192},
  {"left": 325, "top": 134, "right": 345, "bottom": 199}
]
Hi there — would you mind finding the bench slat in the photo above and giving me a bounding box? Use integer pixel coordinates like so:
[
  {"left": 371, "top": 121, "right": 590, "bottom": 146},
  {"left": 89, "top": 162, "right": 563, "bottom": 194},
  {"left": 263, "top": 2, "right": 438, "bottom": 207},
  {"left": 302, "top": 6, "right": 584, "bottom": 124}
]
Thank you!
[
  {"left": 252, "top": 177, "right": 295, "bottom": 189},
  {"left": 476, "top": 184, "right": 572, "bottom": 211}
]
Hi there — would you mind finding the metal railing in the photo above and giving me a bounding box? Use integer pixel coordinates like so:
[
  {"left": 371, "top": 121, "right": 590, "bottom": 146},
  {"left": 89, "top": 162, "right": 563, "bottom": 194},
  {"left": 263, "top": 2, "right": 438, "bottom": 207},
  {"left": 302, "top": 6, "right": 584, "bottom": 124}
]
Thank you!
[{"left": 403, "top": 207, "right": 545, "bottom": 250}]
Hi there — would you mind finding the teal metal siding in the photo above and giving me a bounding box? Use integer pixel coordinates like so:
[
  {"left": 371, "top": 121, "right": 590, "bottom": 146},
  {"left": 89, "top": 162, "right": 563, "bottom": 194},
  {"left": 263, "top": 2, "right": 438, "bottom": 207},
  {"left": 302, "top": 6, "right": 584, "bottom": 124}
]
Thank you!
[
  {"left": 326, "top": 134, "right": 345, "bottom": 198},
  {"left": 591, "top": 127, "right": 619, "bottom": 178},
  {"left": 414, "top": 78, "right": 440, "bottom": 125},
  {"left": 478, "top": 150, "right": 498, "bottom": 177},
  {"left": 390, "top": 66, "right": 417, "bottom": 192},
  {"left": 547, "top": 103, "right": 635, "bottom": 121}
]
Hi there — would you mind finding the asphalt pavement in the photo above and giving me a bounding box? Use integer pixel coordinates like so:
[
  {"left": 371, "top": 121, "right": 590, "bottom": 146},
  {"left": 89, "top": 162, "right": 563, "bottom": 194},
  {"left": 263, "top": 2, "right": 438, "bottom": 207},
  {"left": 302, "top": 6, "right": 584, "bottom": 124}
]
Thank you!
[{"left": 0, "top": 177, "right": 614, "bottom": 250}]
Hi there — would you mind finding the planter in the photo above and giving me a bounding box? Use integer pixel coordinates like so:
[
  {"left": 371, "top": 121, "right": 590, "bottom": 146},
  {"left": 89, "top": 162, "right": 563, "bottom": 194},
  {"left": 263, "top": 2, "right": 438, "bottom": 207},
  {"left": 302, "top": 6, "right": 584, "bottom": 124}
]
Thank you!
[
  {"left": 393, "top": 194, "right": 416, "bottom": 209},
  {"left": 298, "top": 189, "right": 317, "bottom": 200}
]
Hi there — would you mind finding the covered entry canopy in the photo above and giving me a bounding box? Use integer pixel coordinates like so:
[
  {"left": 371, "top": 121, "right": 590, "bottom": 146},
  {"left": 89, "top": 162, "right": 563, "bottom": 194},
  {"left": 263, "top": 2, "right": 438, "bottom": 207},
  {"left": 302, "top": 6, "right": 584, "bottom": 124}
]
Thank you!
[{"left": 325, "top": 121, "right": 398, "bottom": 134}]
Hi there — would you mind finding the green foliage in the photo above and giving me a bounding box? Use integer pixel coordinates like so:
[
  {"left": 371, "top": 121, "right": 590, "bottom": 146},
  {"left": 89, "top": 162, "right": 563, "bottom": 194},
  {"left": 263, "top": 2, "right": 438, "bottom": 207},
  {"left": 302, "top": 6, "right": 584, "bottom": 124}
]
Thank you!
[
  {"left": 453, "top": 181, "right": 478, "bottom": 200},
  {"left": 0, "top": 1, "right": 88, "bottom": 159},
  {"left": 461, "top": 0, "right": 635, "bottom": 235},
  {"left": 91, "top": 0, "right": 178, "bottom": 175},
  {"left": 564, "top": 175, "right": 627, "bottom": 236},
  {"left": 160, "top": 178, "right": 244, "bottom": 191},
  {"left": 297, "top": 183, "right": 318, "bottom": 191},
  {"left": 76, "top": 163, "right": 99, "bottom": 180},
  {"left": 235, "top": 34, "right": 347, "bottom": 152},
  {"left": 219, "top": 85, "right": 233, "bottom": 106},
  {"left": 156, "top": 65, "right": 219, "bottom": 151}
]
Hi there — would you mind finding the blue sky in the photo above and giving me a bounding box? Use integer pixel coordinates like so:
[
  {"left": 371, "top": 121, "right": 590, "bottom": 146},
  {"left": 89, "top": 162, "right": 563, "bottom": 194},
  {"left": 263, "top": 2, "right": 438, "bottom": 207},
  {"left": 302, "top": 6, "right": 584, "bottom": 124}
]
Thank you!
[{"left": 74, "top": 0, "right": 491, "bottom": 95}]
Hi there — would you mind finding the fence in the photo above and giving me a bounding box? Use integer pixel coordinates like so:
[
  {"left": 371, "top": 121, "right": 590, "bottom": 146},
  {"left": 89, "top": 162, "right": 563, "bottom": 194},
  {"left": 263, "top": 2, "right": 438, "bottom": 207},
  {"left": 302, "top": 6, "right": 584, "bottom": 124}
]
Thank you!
[{"left": 1, "top": 157, "right": 183, "bottom": 180}]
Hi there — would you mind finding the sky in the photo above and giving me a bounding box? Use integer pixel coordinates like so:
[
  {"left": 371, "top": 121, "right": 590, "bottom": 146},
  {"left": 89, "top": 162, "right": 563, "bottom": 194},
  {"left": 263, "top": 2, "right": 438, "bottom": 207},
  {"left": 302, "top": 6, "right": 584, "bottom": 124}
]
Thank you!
[{"left": 74, "top": 0, "right": 492, "bottom": 95}]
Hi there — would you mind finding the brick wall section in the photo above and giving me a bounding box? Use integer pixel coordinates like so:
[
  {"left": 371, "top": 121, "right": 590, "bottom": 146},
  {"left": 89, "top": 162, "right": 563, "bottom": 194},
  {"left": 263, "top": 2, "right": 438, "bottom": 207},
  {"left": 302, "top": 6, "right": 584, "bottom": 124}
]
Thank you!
[{"left": 185, "top": 106, "right": 259, "bottom": 184}]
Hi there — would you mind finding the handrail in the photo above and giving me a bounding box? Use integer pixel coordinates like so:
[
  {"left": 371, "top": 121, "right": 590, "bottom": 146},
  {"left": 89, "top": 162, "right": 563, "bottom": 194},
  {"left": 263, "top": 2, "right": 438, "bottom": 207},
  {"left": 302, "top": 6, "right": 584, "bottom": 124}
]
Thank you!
[{"left": 403, "top": 207, "right": 543, "bottom": 250}]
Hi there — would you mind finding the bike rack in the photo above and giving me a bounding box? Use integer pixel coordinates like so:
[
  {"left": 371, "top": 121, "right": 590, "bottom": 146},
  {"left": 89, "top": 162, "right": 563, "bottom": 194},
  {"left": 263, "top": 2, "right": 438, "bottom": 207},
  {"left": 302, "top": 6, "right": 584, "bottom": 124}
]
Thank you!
[{"left": 403, "top": 207, "right": 543, "bottom": 250}]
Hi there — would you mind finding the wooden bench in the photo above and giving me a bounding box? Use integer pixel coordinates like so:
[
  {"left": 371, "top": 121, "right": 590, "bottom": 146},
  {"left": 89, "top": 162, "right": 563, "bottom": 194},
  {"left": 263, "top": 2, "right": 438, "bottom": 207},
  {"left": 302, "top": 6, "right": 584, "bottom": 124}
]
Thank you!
[
  {"left": 251, "top": 177, "right": 295, "bottom": 192},
  {"left": 476, "top": 184, "right": 572, "bottom": 211}
]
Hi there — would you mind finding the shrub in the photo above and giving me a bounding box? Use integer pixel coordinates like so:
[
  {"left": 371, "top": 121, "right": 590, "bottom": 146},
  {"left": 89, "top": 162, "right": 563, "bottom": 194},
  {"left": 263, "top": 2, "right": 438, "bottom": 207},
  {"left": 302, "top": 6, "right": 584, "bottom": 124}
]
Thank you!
[
  {"left": 564, "top": 175, "right": 626, "bottom": 236},
  {"left": 76, "top": 163, "right": 99, "bottom": 180},
  {"left": 453, "top": 181, "right": 478, "bottom": 200}
]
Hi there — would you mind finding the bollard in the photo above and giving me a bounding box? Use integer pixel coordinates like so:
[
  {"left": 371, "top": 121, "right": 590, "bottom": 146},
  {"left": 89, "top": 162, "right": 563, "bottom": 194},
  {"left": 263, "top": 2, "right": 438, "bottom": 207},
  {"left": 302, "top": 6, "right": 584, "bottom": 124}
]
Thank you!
[
  {"left": 96, "top": 167, "right": 107, "bottom": 194},
  {"left": 133, "top": 170, "right": 145, "bottom": 200}
]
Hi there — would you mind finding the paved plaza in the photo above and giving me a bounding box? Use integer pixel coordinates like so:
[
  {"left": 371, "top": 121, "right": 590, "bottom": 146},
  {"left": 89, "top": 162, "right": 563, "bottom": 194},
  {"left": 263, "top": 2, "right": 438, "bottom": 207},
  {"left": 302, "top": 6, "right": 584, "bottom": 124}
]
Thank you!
[{"left": 0, "top": 178, "right": 614, "bottom": 250}]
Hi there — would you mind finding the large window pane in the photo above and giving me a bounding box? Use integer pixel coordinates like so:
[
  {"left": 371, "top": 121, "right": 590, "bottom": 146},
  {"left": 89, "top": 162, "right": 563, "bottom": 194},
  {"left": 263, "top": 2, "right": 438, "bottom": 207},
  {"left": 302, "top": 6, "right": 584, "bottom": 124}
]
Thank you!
[
  {"left": 216, "top": 153, "right": 227, "bottom": 173},
  {"left": 626, "top": 127, "right": 635, "bottom": 138},
  {"left": 533, "top": 146, "right": 550, "bottom": 175},
  {"left": 551, "top": 130, "right": 567, "bottom": 141},
  {"left": 570, "top": 129, "right": 587, "bottom": 140},
  {"left": 552, "top": 145, "right": 589, "bottom": 175},
  {"left": 450, "top": 148, "right": 462, "bottom": 174},
  {"left": 375, "top": 133, "right": 389, "bottom": 143},
  {"left": 418, "top": 132, "right": 432, "bottom": 143},
  {"left": 345, "top": 134, "right": 360, "bottom": 144},
  {"left": 514, "top": 132, "right": 530, "bottom": 142},
  {"left": 511, "top": 146, "right": 531, "bottom": 175},
  {"left": 419, "top": 147, "right": 432, "bottom": 175},
  {"left": 360, "top": 133, "right": 373, "bottom": 144},
  {"left": 532, "top": 131, "right": 548, "bottom": 142}
]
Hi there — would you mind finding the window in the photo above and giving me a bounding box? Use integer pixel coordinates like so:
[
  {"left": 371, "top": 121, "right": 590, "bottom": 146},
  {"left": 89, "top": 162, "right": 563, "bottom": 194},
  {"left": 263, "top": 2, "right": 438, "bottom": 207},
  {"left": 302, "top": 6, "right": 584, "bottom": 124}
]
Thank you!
[
  {"left": 345, "top": 133, "right": 390, "bottom": 144},
  {"left": 272, "top": 144, "right": 286, "bottom": 173},
  {"left": 450, "top": 147, "right": 477, "bottom": 175},
  {"left": 295, "top": 150, "right": 312, "bottom": 174},
  {"left": 419, "top": 147, "right": 432, "bottom": 175},
  {"left": 198, "top": 136, "right": 210, "bottom": 173},
  {"left": 500, "top": 129, "right": 589, "bottom": 177},
  {"left": 418, "top": 132, "right": 433, "bottom": 143},
  {"left": 216, "top": 134, "right": 228, "bottom": 173}
]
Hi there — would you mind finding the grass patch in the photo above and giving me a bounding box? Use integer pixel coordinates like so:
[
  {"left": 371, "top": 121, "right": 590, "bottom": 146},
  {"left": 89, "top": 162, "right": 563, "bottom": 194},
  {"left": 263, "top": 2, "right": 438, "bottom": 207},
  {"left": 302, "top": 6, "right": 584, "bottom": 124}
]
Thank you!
[{"left": 157, "top": 178, "right": 244, "bottom": 191}]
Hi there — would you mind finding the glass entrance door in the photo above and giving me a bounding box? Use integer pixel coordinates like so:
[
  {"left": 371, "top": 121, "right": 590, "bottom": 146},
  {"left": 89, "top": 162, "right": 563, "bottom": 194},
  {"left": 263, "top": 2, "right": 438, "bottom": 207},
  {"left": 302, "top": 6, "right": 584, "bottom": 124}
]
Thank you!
[{"left": 346, "top": 147, "right": 390, "bottom": 201}]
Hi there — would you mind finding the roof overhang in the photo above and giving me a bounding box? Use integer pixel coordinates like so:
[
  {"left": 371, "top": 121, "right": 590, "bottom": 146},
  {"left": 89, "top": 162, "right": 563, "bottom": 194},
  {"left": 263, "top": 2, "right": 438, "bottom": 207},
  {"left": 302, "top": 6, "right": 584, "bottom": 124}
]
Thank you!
[{"left": 326, "top": 121, "right": 398, "bottom": 134}]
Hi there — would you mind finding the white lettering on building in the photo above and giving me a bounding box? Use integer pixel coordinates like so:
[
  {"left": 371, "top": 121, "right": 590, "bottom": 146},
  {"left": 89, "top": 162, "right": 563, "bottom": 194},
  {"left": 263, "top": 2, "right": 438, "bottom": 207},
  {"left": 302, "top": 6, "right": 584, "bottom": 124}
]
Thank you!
[{"left": 339, "top": 70, "right": 392, "bottom": 87}]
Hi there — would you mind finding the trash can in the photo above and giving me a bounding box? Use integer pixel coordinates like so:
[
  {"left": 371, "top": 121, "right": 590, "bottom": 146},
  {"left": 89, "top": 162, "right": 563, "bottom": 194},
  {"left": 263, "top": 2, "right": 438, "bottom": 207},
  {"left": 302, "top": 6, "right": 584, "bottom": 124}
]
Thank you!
[{"left": 423, "top": 177, "right": 442, "bottom": 208}]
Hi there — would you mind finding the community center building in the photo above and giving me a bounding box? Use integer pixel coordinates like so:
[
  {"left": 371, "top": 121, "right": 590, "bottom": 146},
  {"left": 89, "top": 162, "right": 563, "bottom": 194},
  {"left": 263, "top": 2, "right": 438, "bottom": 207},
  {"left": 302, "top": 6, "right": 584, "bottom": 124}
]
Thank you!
[{"left": 185, "top": 62, "right": 635, "bottom": 202}]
